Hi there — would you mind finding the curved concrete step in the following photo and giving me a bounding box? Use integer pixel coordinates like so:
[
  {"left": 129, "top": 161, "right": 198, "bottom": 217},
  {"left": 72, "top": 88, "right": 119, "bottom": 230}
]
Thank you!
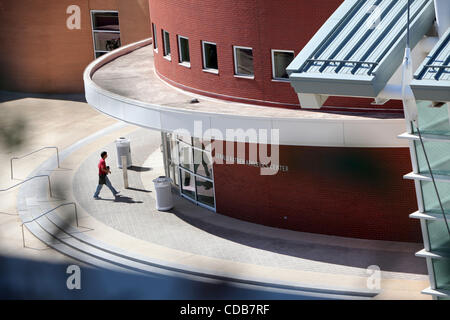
[
  {"left": 44, "top": 210, "right": 377, "bottom": 298},
  {"left": 21, "top": 213, "right": 131, "bottom": 274},
  {"left": 25, "top": 212, "right": 372, "bottom": 299},
  {"left": 35, "top": 216, "right": 157, "bottom": 277}
]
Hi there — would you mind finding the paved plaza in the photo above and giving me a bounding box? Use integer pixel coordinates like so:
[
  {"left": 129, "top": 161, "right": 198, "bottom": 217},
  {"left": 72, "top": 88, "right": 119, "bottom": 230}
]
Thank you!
[
  {"left": 0, "top": 92, "right": 431, "bottom": 300},
  {"left": 74, "top": 128, "right": 427, "bottom": 278}
]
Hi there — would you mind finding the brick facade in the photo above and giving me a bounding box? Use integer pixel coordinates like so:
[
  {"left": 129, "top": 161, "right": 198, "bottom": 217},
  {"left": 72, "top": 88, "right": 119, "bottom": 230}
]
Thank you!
[
  {"left": 212, "top": 142, "right": 421, "bottom": 242},
  {"left": 149, "top": 0, "right": 403, "bottom": 112},
  {"left": 0, "top": 0, "right": 151, "bottom": 93}
]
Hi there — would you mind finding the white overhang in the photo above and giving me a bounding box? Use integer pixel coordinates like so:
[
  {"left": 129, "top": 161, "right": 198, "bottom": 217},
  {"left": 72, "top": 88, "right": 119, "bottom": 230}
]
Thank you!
[
  {"left": 83, "top": 38, "right": 408, "bottom": 148},
  {"left": 287, "top": 0, "right": 436, "bottom": 104},
  {"left": 411, "top": 28, "right": 450, "bottom": 102}
]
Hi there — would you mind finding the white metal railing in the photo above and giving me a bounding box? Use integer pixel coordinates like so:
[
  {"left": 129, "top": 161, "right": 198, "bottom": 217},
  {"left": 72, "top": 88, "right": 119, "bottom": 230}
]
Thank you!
[
  {"left": 21, "top": 202, "right": 79, "bottom": 248},
  {"left": 10, "top": 147, "right": 60, "bottom": 180},
  {"left": 0, "top": 175, "right": 53, "bottom": 198}
]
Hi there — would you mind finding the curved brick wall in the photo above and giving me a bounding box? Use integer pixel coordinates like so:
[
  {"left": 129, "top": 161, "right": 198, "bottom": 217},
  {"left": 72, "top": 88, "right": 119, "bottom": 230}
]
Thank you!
[
  {"left": 149, "top": 0, "right": 403, "bottom": 112},
  {"left": 213, "top": 142, "right": 421, "bottom": 243}
]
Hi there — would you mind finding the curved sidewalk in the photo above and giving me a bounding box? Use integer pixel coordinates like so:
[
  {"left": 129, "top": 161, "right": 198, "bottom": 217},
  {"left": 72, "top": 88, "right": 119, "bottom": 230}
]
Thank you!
[{"left": 18, "top": 123, "right": 430, "bottom": 299}]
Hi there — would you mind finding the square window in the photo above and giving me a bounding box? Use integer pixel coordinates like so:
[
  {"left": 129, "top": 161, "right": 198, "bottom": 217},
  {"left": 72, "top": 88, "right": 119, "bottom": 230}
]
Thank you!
[
  {"left": 93, "top": 32, "right": 121, "bottom": 51},
  {"left": 178, "top": 141, "right": 194, "bottom": 172},
  {"left": 234, "top": 46, "right": 254, "bottom": 76},
  {"left": 163, "top": 30, "right": 171, "bottom": 58},
  {"left": 194, "top": 149, "right": 213, "bottom": 179},
  {"left": 92, "top": 12, "right": 119, "bottom": 31},
  {"left": 91, "top": 11, "right": 120, "bottom": 59},
  {"left": 178, "top": 36, "right": 190, "bottom": 65},
  {"left": 202, "top": 41, "right": 218, "bottom": 71},
  {"left": 180, "top": 170, "right": 196, "bottom": 200},
  {"left": 195, "top": 177, "right": 215, "bottom": 208},
  {"left": 272, "top": 50, "right": 295, "bottom": 80},
  {"left": 152, "top": 23, "right": 158, "bottom": 50}
]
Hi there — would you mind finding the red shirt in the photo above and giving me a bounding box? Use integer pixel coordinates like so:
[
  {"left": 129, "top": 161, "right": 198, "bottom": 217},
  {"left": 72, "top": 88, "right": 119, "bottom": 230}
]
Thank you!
[{"left": 98, "top": 158, "right": 107, "bottom": 175}]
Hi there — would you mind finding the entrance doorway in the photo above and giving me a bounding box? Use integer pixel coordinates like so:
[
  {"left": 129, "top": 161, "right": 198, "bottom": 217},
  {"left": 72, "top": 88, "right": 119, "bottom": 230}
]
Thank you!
[{"left": 162, "top": 132, "right": 216, "bottom": 211}]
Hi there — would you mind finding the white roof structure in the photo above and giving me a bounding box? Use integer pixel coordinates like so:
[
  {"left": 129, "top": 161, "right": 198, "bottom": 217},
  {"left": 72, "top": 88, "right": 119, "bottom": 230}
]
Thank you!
[
  {"left": 411, "top": 28, "right": 450, "bottom": 102},
  {"left": 287, "top": 0, "right": 436, "bottom": 107}
]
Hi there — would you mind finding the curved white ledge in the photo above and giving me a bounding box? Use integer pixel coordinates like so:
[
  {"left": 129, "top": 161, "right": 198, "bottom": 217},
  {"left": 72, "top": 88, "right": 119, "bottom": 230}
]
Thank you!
[{"left": 84, "top": 38, "right": 408, "bottom": 148}]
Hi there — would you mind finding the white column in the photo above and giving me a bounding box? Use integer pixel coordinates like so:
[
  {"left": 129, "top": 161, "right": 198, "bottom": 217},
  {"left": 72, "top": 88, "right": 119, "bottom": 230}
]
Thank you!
[
  {"left": 121, "top": 156, "right": 129, "bottom": 189},
  {"left": 434, "top": 0, "right": 450, "bottom": 38}
]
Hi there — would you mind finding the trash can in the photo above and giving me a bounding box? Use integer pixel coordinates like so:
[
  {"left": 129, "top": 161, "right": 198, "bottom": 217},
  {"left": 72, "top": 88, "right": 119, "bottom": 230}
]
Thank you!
[
  {"left": 152, "top": 176, "right": 174, "bottom": 211},
  {"left": 115, "top": 137, "right": 132, "bottom": 168}
]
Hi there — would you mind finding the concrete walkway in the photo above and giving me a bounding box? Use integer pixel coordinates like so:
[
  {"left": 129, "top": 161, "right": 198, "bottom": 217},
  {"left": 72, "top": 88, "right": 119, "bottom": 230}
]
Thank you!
[
  {"left": 0, "top": 92, "right": 116, "bottom": 265},
  {"left": 48, "top": 125, "right": 429, "bottom": 299},
  {"left": 74, "top": 129, "right": 426, "bottom": 276},
  {"left": 0, "top": 91, "right": 431, "bottom": 299}
]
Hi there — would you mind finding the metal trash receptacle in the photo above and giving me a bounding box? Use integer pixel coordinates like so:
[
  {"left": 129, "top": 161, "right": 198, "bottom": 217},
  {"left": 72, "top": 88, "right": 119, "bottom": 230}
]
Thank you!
[
  {"left": 152, "top": 176, "right": 173, "bottom": 211},
  {"left": 115, "top": 137, "right": 132, "bottom": 168}
]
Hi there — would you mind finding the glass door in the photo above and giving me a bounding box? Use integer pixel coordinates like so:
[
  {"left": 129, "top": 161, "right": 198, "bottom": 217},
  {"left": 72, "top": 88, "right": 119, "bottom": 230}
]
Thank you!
[{"left": 162, "top": 133, "right": 215, "bottom": 211}]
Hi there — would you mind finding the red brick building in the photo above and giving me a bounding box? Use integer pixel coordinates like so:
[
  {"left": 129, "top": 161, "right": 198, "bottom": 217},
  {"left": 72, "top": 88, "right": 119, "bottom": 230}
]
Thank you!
[
  {"left": 149, "top": 0, "right": 403, "bottom": 112},
  {"left": 142, "top": 0, "right": 419, "bottom": 242},
  {"left": 4, "top": 0, "right": 419, "bottom": 242},
  {"left": 0, "top": 0, "right": 151, "bottom": 93}
]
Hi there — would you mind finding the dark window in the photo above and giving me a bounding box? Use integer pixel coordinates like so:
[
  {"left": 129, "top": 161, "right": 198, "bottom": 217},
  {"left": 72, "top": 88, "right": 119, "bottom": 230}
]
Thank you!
[
  {"left": 203, "top": 42, "right": 218, "bottom": 70},
  {"left": 95, "top": 52, "right": 107, "bottom": 59},
  {"left": 234, "top": 47, "right": 254, "bottom": 76},
  {"left": 272, "top": 50, "right": 295, "bottom": 79},
  {"left": 152, "top": 23, "right": 158, "bottom": 50},
  {"left": 178, "top": 36, "right": 190, "bottom": 64},
  {"left": 92, "top": 12, "right": 120, "bottom": 31},
  {"left": 180, "top": 170, "right": 196, "bottom": 200},
  {"left": 163, "top": 30, "right": 171, "bottom": 57},
  {"left": 195, "top": 177, "right": 215, "bottom": 208}
]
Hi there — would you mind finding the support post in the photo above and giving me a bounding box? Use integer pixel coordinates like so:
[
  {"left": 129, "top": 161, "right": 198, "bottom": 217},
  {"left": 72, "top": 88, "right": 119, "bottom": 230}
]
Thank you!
[
  {"left": 121, "top": 156, "right": 129, "bottom": 189},
  {"left": 56, "top": 147, "right": 60, "bottom": 168},
  {"left": 10, "top": 158, "right": 14, "bottom": 180},
  {"left": 161, "top": 132, "right": 170, "bottom": 178}
]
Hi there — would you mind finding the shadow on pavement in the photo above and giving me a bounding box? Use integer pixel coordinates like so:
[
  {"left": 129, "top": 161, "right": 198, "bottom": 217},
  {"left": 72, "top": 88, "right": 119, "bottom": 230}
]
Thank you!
[
  {"left": 0, "top": 91, "right": 86, "bottom": 103},
  {"left": 169, "top": 196, "right": 427, "bottom": 275},
  {"left": 0, "top": 255, "right": 313, "bottom": 300},
  {"left": 128, "top": 166, "right": 152, "bottom": 172},
  {"left": 96, "top": 195, "right": 143, "bottom": 204},
  {"left": 126, "top": 187, "right": 151, "bottom": 193}
]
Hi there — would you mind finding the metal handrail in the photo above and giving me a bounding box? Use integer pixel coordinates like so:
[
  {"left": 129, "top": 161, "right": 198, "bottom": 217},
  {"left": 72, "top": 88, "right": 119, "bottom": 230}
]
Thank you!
[
  {"left": 0, "top": 175, "right": 52, "bottom": 198},
  {"left": 307, "top": 59, "right": 379, "bottom": 66},
  {"left": 21, "top": 202, "right": 78, "bottom": 248},
  {"left": 305, "top": 59, "right": 379, "bottom": 75},
  {"left": 424, "top": 65, "right": 450, "bottom": 69},
  {"left": 10, "top": 146, "right": 60, "bottom": 180}
]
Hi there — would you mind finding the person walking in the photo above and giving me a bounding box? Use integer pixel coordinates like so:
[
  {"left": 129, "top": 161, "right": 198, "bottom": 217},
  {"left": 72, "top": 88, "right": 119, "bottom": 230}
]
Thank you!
[{"left": 93, "top": 151, "right": 120, "bottom": 199}]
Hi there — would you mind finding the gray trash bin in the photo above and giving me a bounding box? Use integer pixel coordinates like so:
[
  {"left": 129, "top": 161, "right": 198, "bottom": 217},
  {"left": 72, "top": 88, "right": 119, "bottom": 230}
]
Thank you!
[
  {"left": 152, "top": 176, "right": 173, "bottom": 211},
  {"left": 115, "top": 137, "right": 132, "bottom": 168}
]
